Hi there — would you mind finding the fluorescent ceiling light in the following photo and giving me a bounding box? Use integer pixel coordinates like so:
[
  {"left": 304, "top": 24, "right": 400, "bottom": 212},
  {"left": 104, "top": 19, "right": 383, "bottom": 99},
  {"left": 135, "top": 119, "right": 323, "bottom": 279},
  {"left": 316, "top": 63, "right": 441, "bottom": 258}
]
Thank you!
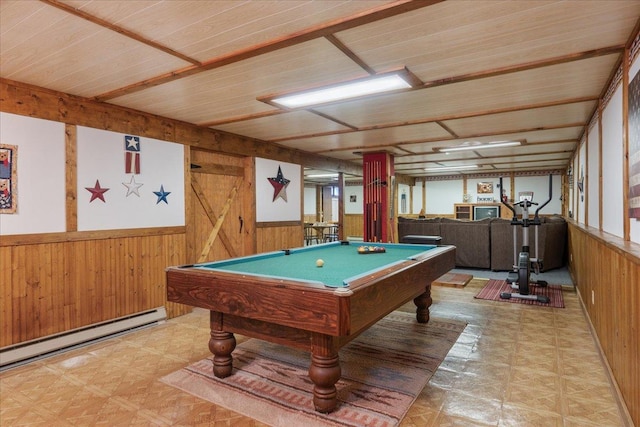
[
  {"left": 437, "top": 141, "right": 522, "bottom": 153},
  {"left": 424, "top": 165, "right": 479, "bottom": 172},
  {"left": 270, "top": 73, "right": 414, "bottom": 109},
  {"left": 307, "top": 173, "right": 339, "bottom": 178}
]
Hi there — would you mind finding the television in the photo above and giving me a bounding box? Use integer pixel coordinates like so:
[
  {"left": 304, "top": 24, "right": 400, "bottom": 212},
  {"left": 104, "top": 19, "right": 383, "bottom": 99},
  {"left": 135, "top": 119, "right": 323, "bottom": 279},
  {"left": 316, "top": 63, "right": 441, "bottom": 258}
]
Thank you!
[{"left": 474, "top": 205, "right": 500, "bottom": 220}]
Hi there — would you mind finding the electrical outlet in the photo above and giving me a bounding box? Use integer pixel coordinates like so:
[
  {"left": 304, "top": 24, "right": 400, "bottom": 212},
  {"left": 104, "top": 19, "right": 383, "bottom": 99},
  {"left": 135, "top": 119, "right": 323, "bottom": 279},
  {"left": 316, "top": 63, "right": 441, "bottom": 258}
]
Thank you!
[{"left": 592, "top": 290, "right": 595, "bottom": 305}]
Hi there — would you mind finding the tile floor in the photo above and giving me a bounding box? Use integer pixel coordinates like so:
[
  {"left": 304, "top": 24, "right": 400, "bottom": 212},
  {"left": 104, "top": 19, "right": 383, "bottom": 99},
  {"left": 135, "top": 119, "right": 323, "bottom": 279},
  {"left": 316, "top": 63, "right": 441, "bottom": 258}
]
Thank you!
[{"left": 0, "top": 279, "right": 626, "bottom": 426}]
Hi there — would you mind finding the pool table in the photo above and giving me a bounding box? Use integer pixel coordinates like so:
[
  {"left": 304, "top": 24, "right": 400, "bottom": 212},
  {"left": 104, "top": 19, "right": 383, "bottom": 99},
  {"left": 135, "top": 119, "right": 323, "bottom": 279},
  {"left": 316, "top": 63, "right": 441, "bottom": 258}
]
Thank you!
[{"left": 166, "top": 240, "right": 455, "bottom": 413}]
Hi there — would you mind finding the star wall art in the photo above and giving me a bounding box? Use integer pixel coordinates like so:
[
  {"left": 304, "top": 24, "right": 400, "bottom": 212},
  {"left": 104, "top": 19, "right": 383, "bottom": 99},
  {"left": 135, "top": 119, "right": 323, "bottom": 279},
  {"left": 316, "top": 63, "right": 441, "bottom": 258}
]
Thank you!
[
  {"left": 85, "top": 179, "right": 109, "bottom": 203},
  {"left": 122, "top": 175, "right": 143, "bottom": 197},
  {"left": 153, "top": 184, "right": 171, "bottom": 204},
  {"left": 125, "top": 135, "right": 141, "bottom": 174},
  {"left": 268, "top": 165, "right": 290, "bottom": 202}
]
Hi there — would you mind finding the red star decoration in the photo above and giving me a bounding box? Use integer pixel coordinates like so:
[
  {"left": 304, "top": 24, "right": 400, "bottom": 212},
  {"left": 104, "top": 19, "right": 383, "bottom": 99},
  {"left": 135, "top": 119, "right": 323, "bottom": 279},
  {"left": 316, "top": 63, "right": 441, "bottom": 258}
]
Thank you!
[
  {"left": 268, "top": 166, "right": 290, "bottom": 202},
  {"left": 85, "top": 179, "right": 109, "bottom": 203}
]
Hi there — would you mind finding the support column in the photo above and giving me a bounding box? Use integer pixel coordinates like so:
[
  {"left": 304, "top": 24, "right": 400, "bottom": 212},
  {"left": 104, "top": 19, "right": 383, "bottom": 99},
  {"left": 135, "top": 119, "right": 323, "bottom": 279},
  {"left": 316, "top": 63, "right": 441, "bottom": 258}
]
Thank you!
[{"left": 363, "top": 152, "right": 394, "bottom": 242}]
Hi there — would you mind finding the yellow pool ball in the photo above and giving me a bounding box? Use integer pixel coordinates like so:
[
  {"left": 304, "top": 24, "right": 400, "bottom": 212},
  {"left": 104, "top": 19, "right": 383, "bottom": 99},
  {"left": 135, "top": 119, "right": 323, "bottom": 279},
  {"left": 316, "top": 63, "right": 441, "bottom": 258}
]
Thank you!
[{"left": 316, "top": 259, "right": 324, "bottom": 267}]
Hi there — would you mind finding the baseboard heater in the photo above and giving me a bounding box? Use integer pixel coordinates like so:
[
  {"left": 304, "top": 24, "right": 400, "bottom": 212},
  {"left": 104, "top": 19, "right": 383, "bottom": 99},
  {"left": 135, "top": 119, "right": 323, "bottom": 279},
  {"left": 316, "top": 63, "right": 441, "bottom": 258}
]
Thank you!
[{"left": 0, "top": 307, "right": 167, "bottom": 370}]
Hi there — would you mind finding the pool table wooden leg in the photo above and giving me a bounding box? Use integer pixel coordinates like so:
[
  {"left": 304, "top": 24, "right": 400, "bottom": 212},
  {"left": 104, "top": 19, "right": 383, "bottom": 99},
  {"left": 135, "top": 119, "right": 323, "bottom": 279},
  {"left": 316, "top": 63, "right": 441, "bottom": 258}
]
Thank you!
[
  {"left": 209, "top": 312, "right": 237, "bottom": 378},
  {"left": 413, "top": 285, "right": 433, "bottom": 323},
  {"left": 309, "top": 335, "right": 341, "bottom": 413}
]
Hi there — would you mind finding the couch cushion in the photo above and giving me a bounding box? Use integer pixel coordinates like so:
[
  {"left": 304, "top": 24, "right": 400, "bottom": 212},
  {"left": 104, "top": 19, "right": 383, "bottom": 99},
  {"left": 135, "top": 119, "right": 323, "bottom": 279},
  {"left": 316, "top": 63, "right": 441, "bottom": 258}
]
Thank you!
[
  {"left": 440, "top": 219, "right": 492, "bottom": 268},
  {"left": 397, "top": 217, "right": 441, "bottom": 240}
]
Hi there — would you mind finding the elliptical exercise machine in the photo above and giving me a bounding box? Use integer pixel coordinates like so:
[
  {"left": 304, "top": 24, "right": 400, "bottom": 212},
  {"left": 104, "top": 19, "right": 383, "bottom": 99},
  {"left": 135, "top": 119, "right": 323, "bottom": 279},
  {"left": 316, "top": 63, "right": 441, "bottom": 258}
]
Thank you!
[{"left": 498, "top": 175, "right": 553, "bottom": 303}]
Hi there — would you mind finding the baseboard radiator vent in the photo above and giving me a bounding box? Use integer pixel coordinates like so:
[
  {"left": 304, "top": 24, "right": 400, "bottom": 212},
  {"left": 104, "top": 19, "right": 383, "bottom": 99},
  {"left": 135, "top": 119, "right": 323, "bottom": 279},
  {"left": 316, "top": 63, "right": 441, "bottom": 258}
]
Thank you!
[{"left": 0, "top": 307, "right": 167, "bottom": 371}]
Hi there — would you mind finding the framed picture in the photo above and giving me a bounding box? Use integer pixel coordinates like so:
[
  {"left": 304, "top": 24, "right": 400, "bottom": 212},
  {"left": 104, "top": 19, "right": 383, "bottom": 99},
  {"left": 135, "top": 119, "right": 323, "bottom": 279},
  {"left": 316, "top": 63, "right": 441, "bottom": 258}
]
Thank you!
[
  {"left": 477, "top": 182, "right": 493, "bottom": 194},
  {"left": 0, "top": 144, "right": 17, "bottom": 214}
]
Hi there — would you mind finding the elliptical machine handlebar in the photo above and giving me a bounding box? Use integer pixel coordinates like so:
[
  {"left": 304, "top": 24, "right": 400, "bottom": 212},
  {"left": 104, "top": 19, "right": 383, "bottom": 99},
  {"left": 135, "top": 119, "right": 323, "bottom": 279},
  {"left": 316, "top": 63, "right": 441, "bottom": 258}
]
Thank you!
[
  {"left": 499, "top": 175, "right": 553, "bottom": 223},
  {"left": 499, "top": 176, "right": 517, "bottom": 221},
  {"left": 533, "top": 174, "right": 553, "bottom": 220}
]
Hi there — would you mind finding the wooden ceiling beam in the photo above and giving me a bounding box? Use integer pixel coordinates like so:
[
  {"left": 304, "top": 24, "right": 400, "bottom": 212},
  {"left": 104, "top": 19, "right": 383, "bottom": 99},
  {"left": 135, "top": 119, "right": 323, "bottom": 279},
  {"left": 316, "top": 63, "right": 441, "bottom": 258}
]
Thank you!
[
  {"left": 0, "top": 78, "right": 362, "bottom": 176},
  {"left": 93, "top": 0, "right": 443, "bottom": 101},
  {"left": 40, "top": 0, "right": 201, "bottom": 66},
  {"left": 421, "top": 45, "right": 624, "bottom": 89},
  {"left": 198, "top": 46, "right": 614, "bottom": 137},
  {"left": 269, "top": 96, "right": 598, "bottom": 143},
  {"left": 313, "top": 123, "right": 585, "bottom": 155}
]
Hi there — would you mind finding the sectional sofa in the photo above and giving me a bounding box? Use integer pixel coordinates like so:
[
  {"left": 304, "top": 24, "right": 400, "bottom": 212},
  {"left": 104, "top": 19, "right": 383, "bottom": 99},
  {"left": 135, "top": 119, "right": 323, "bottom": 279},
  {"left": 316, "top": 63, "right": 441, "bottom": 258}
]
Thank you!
[{"left": 397, "top": 215, "right": 567, "bottom": 271}]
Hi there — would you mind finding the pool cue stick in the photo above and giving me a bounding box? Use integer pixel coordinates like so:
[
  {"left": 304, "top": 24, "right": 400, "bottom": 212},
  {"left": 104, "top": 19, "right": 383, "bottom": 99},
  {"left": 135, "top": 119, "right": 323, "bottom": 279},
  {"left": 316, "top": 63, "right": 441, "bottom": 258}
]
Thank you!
[
  {"left": 377, "top": 160, "right": 381, "bottom": 241},
  {"left": 372, "top": 161, "right": 377, "bottom": 242},
  {"left": 368, "top": 162, "right": 372, "bottom": 242}
]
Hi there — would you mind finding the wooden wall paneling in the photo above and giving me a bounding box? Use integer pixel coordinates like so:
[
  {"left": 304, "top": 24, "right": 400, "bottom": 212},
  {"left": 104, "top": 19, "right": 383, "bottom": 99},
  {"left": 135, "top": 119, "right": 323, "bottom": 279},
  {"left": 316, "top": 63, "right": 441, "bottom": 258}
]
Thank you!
[
  {"left": 62, "top": 241, "right": 76, "bottom": 331},
  {"left": 568, "top": 223, "right": 640, "bottom": 426},
  {"left": 12, "top": 245, "right": 28, "bottom": 342},
  {"left": 65, "top": 124, "right": 77, "bottom": 232},
  {"left": 37, "top": 244, "right": 52, "bottom": 339},
  {"left": 48, "top": 243, "right": 63, "bottom": 339},
  {"left": 256, "top": 223, "right": 302, "bottom": 253},
  {"left": 242, "top": 156, "right": 257, "bottom": 256},
  {"left": 105, "top": 238, "right": 117, "bottom": 321},
  {"left": 1, "top": 233, "right": 189, "bottom": 347},
  {"left": 343, "top": 214, "right": 364, "bottom": 239},
  {"left": 1, "top": 246, "right": 11, "bottom": 346}
]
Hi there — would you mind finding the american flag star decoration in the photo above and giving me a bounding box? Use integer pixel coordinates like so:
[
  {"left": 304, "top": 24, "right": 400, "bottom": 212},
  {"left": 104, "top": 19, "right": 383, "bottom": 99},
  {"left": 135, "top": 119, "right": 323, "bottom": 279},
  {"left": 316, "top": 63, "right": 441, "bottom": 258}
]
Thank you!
[
  {"left": 268, "top": 166, "right": 290, "bottom": 202},
  {"left": 124, "top": 135, "right": 141, "bottom": 174}
]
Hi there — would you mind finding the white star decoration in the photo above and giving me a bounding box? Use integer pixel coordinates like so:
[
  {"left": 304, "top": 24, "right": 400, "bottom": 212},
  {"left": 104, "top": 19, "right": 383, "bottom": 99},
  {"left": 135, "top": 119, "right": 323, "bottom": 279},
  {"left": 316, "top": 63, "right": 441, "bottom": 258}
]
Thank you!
[
  {"left": 126, "top": 136, "right": 139, "bottom": 150},
  {"left": 122, "top": 175, "right": 143, "bottom": 197}
]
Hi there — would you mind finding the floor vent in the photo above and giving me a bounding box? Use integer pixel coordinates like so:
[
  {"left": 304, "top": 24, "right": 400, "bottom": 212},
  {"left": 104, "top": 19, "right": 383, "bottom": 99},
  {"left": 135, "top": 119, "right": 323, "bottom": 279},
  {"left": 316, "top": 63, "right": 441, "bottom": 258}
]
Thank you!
[{"left": 0, "top": 307, "right": 167, "bottom": 371}]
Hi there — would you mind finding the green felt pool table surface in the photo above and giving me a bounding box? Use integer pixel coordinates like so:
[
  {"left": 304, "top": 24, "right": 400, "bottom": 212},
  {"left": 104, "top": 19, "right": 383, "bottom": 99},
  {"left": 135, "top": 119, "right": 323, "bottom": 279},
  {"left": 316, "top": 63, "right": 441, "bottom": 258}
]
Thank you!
[{"left": 197, "top": 241, "right": 437, "bottom": 288}]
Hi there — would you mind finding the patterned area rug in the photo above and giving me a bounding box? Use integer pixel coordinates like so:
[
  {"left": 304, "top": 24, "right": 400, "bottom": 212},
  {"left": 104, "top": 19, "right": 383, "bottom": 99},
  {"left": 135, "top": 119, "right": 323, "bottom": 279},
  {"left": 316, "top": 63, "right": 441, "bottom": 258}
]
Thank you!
[
  {"left": 161, "top": 311, "right": 466, "bottom": 427},
  {"left": 474, "top": 279, "right": 565, "bottom": 308}
]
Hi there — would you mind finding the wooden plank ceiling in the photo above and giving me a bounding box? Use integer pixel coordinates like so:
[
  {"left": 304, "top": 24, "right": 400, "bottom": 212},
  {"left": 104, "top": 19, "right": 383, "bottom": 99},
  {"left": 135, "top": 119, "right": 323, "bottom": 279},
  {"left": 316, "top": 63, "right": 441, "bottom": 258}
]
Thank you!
[{"left": 2, "top": 0, "right": 639, "bottom": 183}]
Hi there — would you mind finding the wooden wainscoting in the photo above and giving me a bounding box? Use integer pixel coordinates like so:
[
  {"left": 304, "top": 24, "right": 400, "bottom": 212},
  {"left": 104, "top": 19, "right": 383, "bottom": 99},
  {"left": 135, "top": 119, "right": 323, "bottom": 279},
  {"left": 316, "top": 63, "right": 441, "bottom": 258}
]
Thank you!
[
  {"left": 344, "top": 214, "right": 364, "bottom": 239},
  {"left": 0, "top": 230, "right": 188, "bottom": 348},
  {"left": 568, "top": 222, "right": 640, "bottom": 426},
  {"left": 256, "top": 222, "right": 303, "bottom": 253}
]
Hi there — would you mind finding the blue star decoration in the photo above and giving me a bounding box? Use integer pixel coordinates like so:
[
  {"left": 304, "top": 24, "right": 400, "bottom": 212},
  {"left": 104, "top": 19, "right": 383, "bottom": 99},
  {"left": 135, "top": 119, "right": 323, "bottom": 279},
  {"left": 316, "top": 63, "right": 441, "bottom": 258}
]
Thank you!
[
  {"left": 153, "top": 185, "right": 171, "bottom": 204},
  {"left": 268, "top": 166, "right": 290, "bottom": 202}
]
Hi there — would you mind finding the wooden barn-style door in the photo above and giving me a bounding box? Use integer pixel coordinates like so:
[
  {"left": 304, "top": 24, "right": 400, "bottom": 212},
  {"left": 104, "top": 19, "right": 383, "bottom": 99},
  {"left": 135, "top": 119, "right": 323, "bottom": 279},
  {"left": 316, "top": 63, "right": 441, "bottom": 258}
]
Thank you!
[{"left": 186, "top": 149, "right": 255, "bottom": 264}]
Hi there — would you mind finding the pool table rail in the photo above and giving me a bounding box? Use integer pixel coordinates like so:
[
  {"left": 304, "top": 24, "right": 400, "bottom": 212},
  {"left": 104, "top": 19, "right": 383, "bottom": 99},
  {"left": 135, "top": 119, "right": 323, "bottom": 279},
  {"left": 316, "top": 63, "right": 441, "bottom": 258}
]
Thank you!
[{"left": 166, "top": 267, "right": 350, "bottom": 336}]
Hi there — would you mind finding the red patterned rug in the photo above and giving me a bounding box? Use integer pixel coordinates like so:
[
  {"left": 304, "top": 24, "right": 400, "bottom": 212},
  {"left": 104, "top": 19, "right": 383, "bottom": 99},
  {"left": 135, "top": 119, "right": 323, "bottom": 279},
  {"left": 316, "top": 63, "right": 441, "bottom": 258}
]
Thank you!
[
  {"left": 474, "top": 279, "right": 565, "bottom": 308},
  {"left": 160, "top": 311, "right": 466, "bottom": 427}
]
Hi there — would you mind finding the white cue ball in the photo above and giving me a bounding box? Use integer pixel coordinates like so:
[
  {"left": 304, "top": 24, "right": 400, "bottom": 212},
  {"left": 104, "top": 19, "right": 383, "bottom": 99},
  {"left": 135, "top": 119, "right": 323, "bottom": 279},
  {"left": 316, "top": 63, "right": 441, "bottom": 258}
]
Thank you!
[{"left": 316, "top": 259, "right": 324, "bottom": 267}]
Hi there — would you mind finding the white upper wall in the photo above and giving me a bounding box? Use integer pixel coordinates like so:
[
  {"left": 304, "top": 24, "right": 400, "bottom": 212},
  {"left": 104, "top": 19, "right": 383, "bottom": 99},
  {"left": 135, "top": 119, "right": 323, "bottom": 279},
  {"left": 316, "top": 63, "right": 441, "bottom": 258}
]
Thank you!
[
  {"left": 587, "top": 123, "right": 600, "bottom": 228},
  {"left": 0, "top": 113, "right": 66, "bottom": 235},
  {"left": 425, "top": 179, "right": 464, "bottom": 215},
  {"left": 601, "top": 86, "right": 624, "bottom": 238},
  {"left": 630, "top": 54, "right": 640, "bottom": 243},
  {"left": 578, "top": 139, "right": 587, "bottom": 225}
]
